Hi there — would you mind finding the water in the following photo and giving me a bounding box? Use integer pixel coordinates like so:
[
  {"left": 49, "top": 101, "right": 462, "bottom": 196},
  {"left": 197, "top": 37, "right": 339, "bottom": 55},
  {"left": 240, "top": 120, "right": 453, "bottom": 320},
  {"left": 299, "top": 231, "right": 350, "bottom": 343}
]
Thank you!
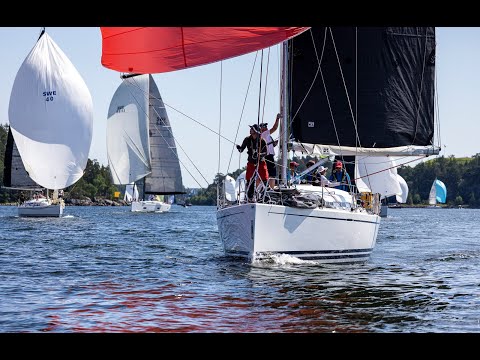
[{"left": 0, "top": 205, "right": 479, "bottom": 333}]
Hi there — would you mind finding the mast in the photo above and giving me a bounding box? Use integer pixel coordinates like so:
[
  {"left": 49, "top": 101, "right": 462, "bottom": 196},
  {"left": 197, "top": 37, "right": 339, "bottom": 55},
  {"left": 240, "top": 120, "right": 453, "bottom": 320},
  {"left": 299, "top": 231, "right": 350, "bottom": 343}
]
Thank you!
[{"left": 280, "top": 41, "right": 289, "bottom": 186}]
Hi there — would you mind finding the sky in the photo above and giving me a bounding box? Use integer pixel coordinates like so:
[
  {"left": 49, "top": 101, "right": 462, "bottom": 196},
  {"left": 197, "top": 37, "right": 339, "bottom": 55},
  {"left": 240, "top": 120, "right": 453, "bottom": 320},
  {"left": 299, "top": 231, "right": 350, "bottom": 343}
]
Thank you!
[{"left": 0, "top": 27, "right": 478, "bottom": 189}]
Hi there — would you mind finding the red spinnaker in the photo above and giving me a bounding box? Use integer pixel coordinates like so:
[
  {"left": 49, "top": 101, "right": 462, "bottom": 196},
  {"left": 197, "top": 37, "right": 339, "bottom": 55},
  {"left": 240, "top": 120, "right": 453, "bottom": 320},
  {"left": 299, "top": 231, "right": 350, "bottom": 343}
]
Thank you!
[{"left": 101, "top": 27, "right": 310, "bottom": 74}]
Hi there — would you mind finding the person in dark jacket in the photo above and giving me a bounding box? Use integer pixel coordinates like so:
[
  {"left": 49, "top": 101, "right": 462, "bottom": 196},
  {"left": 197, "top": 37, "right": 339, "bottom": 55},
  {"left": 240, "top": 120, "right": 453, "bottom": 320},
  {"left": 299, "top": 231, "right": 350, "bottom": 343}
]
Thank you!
[
  {"left": 236, "top": 124, "right": 269, "bottom": 201},
  {"left": 329, "top": 160, "right": 351, "bottom": 192}
]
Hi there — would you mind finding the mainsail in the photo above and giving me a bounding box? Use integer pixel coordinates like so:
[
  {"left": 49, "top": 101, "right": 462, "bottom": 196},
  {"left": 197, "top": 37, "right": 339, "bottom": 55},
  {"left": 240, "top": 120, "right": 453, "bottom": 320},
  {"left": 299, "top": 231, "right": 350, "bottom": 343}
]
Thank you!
[
  {"left": 2, "top": 126, "right": 42, "bottom": 191},
  {"left": 288, "top": 27, "right": 438, "bottom": 156}
]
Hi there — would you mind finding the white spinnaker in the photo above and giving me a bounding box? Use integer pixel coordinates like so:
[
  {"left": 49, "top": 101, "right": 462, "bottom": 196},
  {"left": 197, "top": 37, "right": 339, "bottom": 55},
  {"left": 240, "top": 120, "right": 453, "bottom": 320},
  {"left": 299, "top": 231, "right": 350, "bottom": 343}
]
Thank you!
[
  {"left": 107, "top": 74, "right": 151, "bottom": 185},
  {"left": 8, "top": 33, "right": 93, "bottom": 190},
  {"left": 224, "top": 175, "right": 237, "bottom": 202},
  {"left": 396, "top": 174, "right": 408, "bottom": 203},
  {"left": 355, "top": 156, "right": 402, "bottom": 198}
]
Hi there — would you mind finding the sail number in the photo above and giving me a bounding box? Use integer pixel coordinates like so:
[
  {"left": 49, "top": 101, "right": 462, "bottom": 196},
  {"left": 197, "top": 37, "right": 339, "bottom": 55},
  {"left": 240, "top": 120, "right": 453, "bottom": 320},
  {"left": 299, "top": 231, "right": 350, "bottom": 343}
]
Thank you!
[{"left": 43, "top": 90, "right": 56, "bottom": 102}]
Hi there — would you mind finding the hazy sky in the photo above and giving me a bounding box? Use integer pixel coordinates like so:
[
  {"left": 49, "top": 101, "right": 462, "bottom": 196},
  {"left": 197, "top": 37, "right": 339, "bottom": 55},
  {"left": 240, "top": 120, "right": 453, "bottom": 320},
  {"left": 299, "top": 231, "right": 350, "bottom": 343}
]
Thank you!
[{"left": 0, "top": 27, "right": 477, "bottom": 188}]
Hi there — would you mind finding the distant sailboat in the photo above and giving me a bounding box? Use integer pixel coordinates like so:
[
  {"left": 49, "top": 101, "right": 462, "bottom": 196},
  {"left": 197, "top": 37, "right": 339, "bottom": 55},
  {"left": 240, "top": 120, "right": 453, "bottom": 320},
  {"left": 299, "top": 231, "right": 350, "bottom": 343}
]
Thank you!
[
  {"left": 106, "top": 73, "right": 185, "bottom": 213},
  {"left": 123, "top": 182, "right": 139, "bottom": 204},
  {"left": 7, "top": 29, "right": 93, "bottom": 217},
  {"left": 428, "top": 178, "right": 446, "bottom": 207}
]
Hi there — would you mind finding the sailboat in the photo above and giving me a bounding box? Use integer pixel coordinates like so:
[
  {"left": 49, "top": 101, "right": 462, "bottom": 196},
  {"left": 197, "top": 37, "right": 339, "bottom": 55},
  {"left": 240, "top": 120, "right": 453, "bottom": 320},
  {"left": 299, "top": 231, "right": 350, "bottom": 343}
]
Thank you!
[
  {"left": 428, "top": 178, "right": 446, "bottom": 207},
  {"left": 100, "top": 27, "right": 439, "bottom": 264},
  {"left": 1, "top": 125, "right": 59, "bottom": 216},
  {"left": 106, "top": 73, "right": 184, "bottom": 213},
  {"left": 123, "top": 182, "right": 139, "bottom": 204},
  {"left": 7, "top": 29, "right": 93, "bottom": 217}
]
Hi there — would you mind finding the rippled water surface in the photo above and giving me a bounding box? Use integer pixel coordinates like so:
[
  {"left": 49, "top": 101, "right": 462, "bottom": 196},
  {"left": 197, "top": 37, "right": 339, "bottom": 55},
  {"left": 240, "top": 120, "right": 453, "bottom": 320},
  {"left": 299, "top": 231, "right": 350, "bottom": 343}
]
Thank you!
[{"left": 0, "top": 205, "right": 479, "bottom": 332}]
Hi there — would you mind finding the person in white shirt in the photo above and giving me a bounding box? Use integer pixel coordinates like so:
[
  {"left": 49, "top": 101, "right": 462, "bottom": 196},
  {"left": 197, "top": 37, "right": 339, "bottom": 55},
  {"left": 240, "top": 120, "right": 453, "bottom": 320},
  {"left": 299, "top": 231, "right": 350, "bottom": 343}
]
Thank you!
[
  {"left": 260, "top": 113, "right": 281, "bottom": 188},
  {"left": 317, "top": 165, "right": 339, "bottom": 187}
]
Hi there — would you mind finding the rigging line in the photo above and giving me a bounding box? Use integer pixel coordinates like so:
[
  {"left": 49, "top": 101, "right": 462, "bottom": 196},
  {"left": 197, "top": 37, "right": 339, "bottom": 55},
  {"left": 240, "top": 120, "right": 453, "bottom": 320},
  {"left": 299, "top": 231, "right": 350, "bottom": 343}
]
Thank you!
[
  {"left": 355, "top": 27, "right": 359, "bottom": 153},
  {"left": 218, "top": 61, "right": 222, "bottom": 183},
  {"left": 226, "top": 51, "right": 259, "bottom": 174},
  {"left": 163, "top": 103, "right": 232, "bottom": 143},
  {"left": 147, "top": 92, "right": 210, "bottom": 189},
  {"left": 283, "top": 28, "right": 325, "bottom": 141},
  {"left": 261, "top": 47, "right": 271, "bottom": 124},
  {"left": 329, "top": 27, "right": 362, "bottom": 150},
  {"left": 352, "top": 155, "right": 425, "bottom": 182},
  {"left": 434, "top": 60, "right": 441, "bottom": 149},
  {"left": 255, "top": 49, "right": 265, "bottom": 173},
  {"left": 127, "top": 76, "right": 209, "bottom": 188},
  {"left": 412, "top": 27, "right": 430, "bottom": 144}
]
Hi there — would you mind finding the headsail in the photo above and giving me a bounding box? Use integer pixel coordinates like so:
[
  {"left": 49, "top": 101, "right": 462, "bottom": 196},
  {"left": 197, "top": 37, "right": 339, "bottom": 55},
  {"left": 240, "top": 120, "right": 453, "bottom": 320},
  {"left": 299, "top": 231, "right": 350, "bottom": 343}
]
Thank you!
[
  {"left": 396, "top": 174, "right": 408, "bottom": 203},
  {"left": 355, "top": 156, "right": 402, "bottom": 197},
  {"left": 288, "top": 27, "right": 438, "bottom": 155},
  {"left": 101, "top": 27, "right": 310, "bottom": 74},
  {"left": 107, "top": 74, "right": 152, "bottom": 184},
  {"left": 8, "top": 32, "right": 93, "bottom": 190}
]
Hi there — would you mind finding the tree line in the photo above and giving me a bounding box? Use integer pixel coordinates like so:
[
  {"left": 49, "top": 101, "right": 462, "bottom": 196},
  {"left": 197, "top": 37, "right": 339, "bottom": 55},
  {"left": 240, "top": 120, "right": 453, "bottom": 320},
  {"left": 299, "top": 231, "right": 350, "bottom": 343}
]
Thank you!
[{"left": 1, "top": 123, "right": 479, "bottom": 206}]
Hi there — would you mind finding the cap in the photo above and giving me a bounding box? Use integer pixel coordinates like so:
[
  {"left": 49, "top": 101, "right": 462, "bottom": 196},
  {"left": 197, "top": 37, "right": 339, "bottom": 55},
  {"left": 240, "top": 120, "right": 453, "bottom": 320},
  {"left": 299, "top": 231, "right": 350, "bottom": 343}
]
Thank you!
[
  {"left": 249, "top": 124, "right": 261, "bottom": 134},
  {"left": 289, "top": 161, "right": 299, "bottom": 167},
  {"left": 318, "top": 165, "right": 327, "bottom": 173},
  {"left": 260, "top": 122, "right": 268, "bottom": 128},
  {"left": 335, "top": 161, "right": 343, "bottom": 168},
  {"left": 307, "top": 160, "right": 315, "bottom": 166}
]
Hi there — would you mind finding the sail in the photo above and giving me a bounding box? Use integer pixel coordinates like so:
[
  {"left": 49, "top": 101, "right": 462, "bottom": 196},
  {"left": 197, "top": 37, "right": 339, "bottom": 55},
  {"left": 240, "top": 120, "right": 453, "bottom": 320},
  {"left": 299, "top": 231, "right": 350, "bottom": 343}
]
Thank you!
[
  {"left": 8, "top": 32, "right": 93, "bottom": 190},
  {"left": 355, "top": 156, "right": 402, "bottom": 198},
  {"left": 143, "top": 75, "right": 184, "bottom": 195},
  {"left": 289, "top": 27, "right": 437, "bottom": 154},
  {"left": 429, "top": 178, "right": 446, "bottom": 205},
  {"left": 396, "top": 174, "right": 408, "bottom": 203},
  {"left": 224, "top": 175, "right": 237, "bottom": 202},
  {"left": 107, "top": 74, "right": 151, "bottom": 184},
  {"left": 107, "top": 74, "right": 184, "bottom": 194},
  {"left": 124, "top": 182, "right": 139, "bottom": 202},
  {"left": 101, "top": 27, "right": 310, "bottom": 74},
  {"left": 2, "top": 126, "right": 42, "bottom": 190}
]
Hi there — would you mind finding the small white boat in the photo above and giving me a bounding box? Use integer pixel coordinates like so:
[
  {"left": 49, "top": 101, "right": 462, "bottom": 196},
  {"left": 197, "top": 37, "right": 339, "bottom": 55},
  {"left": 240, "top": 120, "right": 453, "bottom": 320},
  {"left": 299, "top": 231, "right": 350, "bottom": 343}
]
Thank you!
[
  {"left": 131, "top": 200, "right": 171, "bottom": 213},
  {"left": 18, "top": 196, "right": 64, "bottom": 217}
]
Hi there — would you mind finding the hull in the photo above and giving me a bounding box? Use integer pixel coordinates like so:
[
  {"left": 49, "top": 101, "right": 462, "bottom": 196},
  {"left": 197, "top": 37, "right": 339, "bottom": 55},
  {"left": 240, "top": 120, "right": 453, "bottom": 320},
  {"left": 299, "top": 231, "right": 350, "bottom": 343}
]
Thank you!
[
  {"left": 131, "top": 200, "right": 171, "bottom": 213},
  {"left": 380, "top": 205, "right": 388, "bottom": 217},
  {"left": 217, "top": 203, "right": 381, "bottom": 264},
  {"left": 18, "top": 199, "right": 64, "bottom": 218}
]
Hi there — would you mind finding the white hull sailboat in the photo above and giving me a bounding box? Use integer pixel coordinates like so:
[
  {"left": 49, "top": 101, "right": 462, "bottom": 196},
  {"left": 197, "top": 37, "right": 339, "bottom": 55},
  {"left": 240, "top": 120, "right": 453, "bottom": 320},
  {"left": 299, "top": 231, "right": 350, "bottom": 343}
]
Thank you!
[
  {"left": 131, "top": 200, "right": 171, "bottom": 213},
  {"left": 100, "top": 27, "right": 440, "bottom": 264},
  {"left": 131, "top": 194, "right": 173, "bottom": 213},
  {"left": 106, "top": 74, "right": 185, "bottom": 213},
  {"left": 7, "top": 29, "right": 93, "bottom": 218},
  {"left": 18, "top": 197, "right": 64, "bottom": 217},
  {"left": 2, "top": 125, "right": 65, "bottom": 217},
  {"left": 217, "top": 189, "right": 380, "bottom": 263}
]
